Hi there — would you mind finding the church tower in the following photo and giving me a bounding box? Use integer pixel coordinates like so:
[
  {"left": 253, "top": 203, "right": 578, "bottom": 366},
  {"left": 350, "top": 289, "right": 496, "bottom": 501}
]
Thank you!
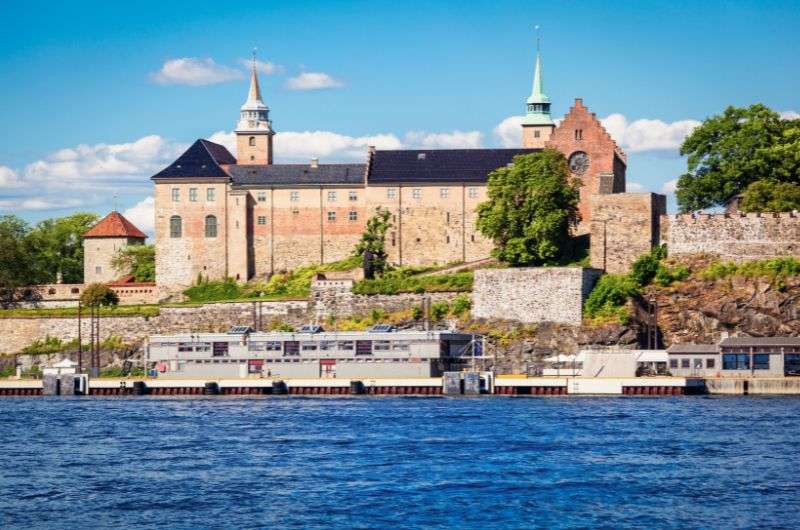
[
  {"left": 235, "top": 56, "right": 274, "bottom": 165},
  {"left": 521, "top": 38, "right": 555, "bottom": 148}
]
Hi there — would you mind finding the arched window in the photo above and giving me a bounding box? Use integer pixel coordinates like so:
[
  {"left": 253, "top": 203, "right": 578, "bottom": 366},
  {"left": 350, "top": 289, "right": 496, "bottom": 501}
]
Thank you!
[
  {"left": 205, "top": 215, "right": 217, "bottom": 238},
  {"left": 249, "top": 136, "right": 256, "bottom": 147},
  {"left": 170, "top": 216, "right": 182, "bottom": 238}
]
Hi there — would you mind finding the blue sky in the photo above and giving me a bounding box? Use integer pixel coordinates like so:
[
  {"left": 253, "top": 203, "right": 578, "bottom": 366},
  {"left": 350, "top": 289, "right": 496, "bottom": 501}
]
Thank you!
[{"left": 1, "top": 0, "right": 798, "bottom": 231}]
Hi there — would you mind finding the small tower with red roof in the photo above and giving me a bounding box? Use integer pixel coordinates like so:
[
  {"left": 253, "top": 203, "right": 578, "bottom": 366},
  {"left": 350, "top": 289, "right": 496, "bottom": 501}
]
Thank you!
[{"left": 82, "top": 211, "right": 147, "bottom": 284}]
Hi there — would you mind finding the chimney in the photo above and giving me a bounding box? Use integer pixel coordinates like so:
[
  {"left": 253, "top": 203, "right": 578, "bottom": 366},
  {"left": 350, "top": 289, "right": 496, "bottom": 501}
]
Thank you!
[{"left": 310, "top": 157, "right": 319, "bottom": 169}]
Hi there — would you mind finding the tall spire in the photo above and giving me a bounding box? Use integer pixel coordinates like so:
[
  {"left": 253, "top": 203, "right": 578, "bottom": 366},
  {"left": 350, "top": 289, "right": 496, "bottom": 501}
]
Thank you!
[
  {"left": 522, "top": 26, "right": 553, "bottom": 126},
  {"left": 237, "top": 48, "right": 272, "bottom": 131},
  {"left": 235, "top": 47, "right": 275, "bottom": 165}
]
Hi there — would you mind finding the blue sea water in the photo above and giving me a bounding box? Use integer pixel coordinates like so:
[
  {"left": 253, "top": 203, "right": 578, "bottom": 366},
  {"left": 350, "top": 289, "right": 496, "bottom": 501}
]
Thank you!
[{"left": 0, "top": 396, "right": 799, "bottom": 529}]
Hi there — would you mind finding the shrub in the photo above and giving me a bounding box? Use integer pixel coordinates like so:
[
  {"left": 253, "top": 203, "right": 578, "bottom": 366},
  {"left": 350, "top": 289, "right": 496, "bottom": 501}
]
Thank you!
[
  {"left": 630, "top": 245, "right": 667, "bottom": 287},
  {"left": 699, "top": 257, "right": 800, "bottom": 290},
  {"left": 411, "top": 306, "right": 423, "bottom": 320},
  {"left": 430, "top": 301, "right": 450, "bottom": 321},
  {"left": 451, "top": 295, "right": 472, "bottom": 316},
  {"left": 352, "top": 270, "right": 473, "bottom": 295},
  {"left": 583, "top": 274, "right": 640, "bottom": 322}
]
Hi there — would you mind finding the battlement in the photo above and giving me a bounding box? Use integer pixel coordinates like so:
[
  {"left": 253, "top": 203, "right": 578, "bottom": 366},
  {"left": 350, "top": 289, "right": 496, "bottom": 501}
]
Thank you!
[
  {"left": 663, "top": 211, "right": 800, "bottom": 261},
  {"left": 671, "top": 211, "right": 799, "bottom": 222}
]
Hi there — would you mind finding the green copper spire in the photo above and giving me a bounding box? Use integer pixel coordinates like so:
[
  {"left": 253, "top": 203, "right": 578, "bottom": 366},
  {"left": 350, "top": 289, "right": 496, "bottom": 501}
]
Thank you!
[{"left": 522, "top": 30, "right": 554, "bottom": 126}]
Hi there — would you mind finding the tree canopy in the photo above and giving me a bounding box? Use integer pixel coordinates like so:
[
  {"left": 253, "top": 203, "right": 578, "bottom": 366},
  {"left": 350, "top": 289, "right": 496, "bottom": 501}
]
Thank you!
[
  {"left": 111, "top": 244, "right": 155, "bottom": 282},
  {"left": 740, "top": 180, "right": 800, "bottom": 213},
  {"left": 676, "top": 104, "right": 800, "bottom": 212},
  {"left": 476, "top": 149, "right": 581, "bottom": 266},
  {"left": 80, "top": 283, "right": 119, "bottom": 307},
  {"left": 353, "top": 207, "right": 392, "bottom": 278}
]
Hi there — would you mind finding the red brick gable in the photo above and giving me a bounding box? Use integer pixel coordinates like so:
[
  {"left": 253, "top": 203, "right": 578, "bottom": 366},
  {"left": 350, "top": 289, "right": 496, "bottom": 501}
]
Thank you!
[
  {"left": 546, "top": 98, "right": 627, "bottom": 226},
  {"left": 83, "top": 211, "right": 147, "bottom": 239}
]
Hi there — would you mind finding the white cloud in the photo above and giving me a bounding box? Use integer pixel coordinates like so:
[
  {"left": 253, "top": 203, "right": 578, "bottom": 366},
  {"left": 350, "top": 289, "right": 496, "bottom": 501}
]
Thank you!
[
  {"left": 209, "top": 129, "right": 482, "bottom": 162},
  {"left": 238, "top": 58, "right": 284, "bottom": 75},
  {"left": 780, "top": 110, "right": 800, "bottom": 120},
  {"left": 0, "top": 197, "right": 84, "bottom": 211},
  {"left": 404, "top": 130, "right": 483, "bottom": 149},
  {"left": 626, "top": 182, "right": 645, "bottom": 192},
  {"left": 0, "top": 166, "right": 23, "bottom": 188},
  {"left": 151, "top": 58, "right": 244, "bottom": 86},
  {"left": 493, "top": 115, "right": 524, "bottom": 148},
  {"left": 285, "top": 72, "right": 344, "bottom": 91},
  {"left": 601, "top": 114, "right": 700, "bottom": 153},
  {"left": 23, "top": 135, "right": 186, "bottom": 191},
  {"left": 123, "top": 196, "right": 155, "bottom": 236},
  {"left": 661, "top": 179, "right": 678, "bottom": 194}
]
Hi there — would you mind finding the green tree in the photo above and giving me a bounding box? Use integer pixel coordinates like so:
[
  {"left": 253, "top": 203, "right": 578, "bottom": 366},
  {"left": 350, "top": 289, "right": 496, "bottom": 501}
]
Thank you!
[
  {"left": 353, "top": 207, "right": 392, "bottom": 277},
  {"left": 80, "top": 283, "right": 119, "bottom": 307},
  {"left": 740, "top": 179, "right": 800, "bottom": 212},
  {"left": 111, "top": 244, "right": 155, "bottom": 282},
  {"left": 476, "top": 149, "right": 580, "bottom": 266},
  {"left": 27, "top": 212, "right": 98, "bottom": 283},
  {"left": 0, "top": 215, "right": 40, "bottom": 307},
  {"left": 676, "top": 104, "right": 800, "bottom": 211}
]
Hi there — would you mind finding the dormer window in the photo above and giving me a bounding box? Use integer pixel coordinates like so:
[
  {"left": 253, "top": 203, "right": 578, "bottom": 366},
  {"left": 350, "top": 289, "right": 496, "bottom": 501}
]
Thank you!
[{"left": 417, "top": 153, "right": 426, "bottom": 160}]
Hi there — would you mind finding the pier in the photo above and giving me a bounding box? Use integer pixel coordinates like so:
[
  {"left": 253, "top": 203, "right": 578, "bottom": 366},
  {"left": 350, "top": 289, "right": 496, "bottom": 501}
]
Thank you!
[{"left": 0, "top": 375, "right": 732, "bottom": 396}]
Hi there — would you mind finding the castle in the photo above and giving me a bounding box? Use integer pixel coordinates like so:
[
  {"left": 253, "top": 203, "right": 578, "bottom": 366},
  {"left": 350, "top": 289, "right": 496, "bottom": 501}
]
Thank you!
[{"left": 149, "top": 48, "right": 644, "bottom": 290}]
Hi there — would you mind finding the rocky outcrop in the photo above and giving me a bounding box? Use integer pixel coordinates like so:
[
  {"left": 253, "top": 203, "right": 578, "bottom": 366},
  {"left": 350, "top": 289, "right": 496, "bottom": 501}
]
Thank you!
[{"left": 637, "top": 274, "right": 800, "bottom": 345}]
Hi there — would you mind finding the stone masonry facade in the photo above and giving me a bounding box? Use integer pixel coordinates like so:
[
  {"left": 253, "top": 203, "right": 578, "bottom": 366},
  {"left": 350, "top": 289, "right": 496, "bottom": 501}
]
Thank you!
[
  {"left": 663, "top": 212, "right": 800, "bottom": 261},
  {"left": 590, "top": 193, "right": 667, "bottom": 273},
  {"left": 471, "top": 267, "right": 602, "bottom": 325}
]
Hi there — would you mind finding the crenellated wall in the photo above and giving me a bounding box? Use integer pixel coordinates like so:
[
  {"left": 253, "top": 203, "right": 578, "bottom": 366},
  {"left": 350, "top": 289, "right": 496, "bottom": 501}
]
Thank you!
[{"left": 663, "top": 212, "right": 800, "bottom": 262}]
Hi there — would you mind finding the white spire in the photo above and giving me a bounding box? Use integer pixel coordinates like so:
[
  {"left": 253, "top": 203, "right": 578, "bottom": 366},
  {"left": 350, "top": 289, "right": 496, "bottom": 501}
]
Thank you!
[{"left": 236, "top": 48, "right": 272, "bottom": 133}]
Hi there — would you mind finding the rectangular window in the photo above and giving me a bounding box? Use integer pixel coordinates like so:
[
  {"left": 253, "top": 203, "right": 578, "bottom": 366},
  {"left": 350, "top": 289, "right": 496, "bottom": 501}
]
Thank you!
[
  {"left": 387, "top": 188, "right": 397, "bottom": 199},
  {"left": 348, "top": 210, "right": 358, "bottom": 222},
  {"left": 534, "top": 130, "right": 541, "bottom": 138},
  {"left": 373, "top": 340, "right": 391, "bottom": 352},
  {"left": 207, "top": 188, "right": 215, "bottom": 201},
  {"left": 301, "top": 342, "right": 318, "bottom": 351},
  {"left": 95, "top": 266, "right": 102, "bottom": 274},
  {"left": 468, "top": 187, "right": 478, "bottom": 199},
  {"left": 257, "top": 216, "right": 266, "bottom": 225},
  {"left": 327, "top": 191, "right": 337, "bottom": 202},
  {"left": 693, "top": 358, "right": 703, "bottom": 369},
  {"left": 257, "top": 192, "right": 267, "bottom": 202},
  {"left": 392, "top": 341, "right": 410, "bottom": 351},
  {"left": 319, "top": 341, "right": 336, "bottom": 351},
  {"left": 327, "top": 211, "right": 336, "bottom": 222},
  {"left": 440, "top": 188, "right": 449, "bottom": 199},
  {"left": 706, "top": 358, "right": 715, "bottom": 369},
  {"left": 722, "top": 353, "right": 750, "bottom": 370},
  {"left": 189, "top": 188, "right": 198, "bottom": 202},
  {"left": 349, "top": 191, "right": 357, "bottom": 201},
  {"left": 290, "top": 191, "right": 299, "bottom": 202},
  {"left": 171, "top": 188, "right": 180, "bottom": 202},
  {"left": 681, "top": 358, "right": 690, "bottom": 368},
  {"left": 669, "top": 359, "right": 678, "bottom": 369},
  {"left": 292, "top": 208, "right": 299, "bottom": 216},
  {"left": 412, "top": 188, "right": 421, "bottom": 199},
  {"left": 753, "top": 354, "right": 770, "bottom": 370},
  {"left": 338, "top": 341, "right": 354, "bottom": 351}
]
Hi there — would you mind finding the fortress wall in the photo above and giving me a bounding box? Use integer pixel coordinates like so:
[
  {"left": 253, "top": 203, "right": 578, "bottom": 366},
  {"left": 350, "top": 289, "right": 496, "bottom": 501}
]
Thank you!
[
  {"left": 472, "top": 267, "right": 602, "bottom": 325},
  {"left": 663, "top": 212, "right": 800, "bottom": 262}
]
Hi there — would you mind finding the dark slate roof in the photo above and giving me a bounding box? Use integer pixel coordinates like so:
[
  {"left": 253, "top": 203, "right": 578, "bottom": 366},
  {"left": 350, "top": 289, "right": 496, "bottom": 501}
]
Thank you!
[
  {"left": 720, "top": 336, "right": 800, "bottom": 347},
  {"left": 151, "top": 139, "right": 235, "bottom": 180},
  {"left": 666, "top": 343, "right": 719, "bottom": 354},
  {"left": 228, "top": 164, "right": 365, "bottom": 186},
  {"left": 367, "top": 148, "right": 541, "bottom": 184}
]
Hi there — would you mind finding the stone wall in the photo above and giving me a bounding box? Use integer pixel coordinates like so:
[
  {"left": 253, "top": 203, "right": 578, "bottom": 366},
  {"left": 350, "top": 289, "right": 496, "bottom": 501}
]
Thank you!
[
  {"left": 0, "top": 287, "right": 466, "bottom": 354},
  {"left": 663, "top": 212, "right": 800, "bottom": 262},
  {"left": 471, "top": 267, "right": 602, "bottom": 325},
  {"left": 311, "top": 279, "right": 462, "bottom": 319},
  {"left": 590, "top": 192, "right": 667, "bottom": 273}
]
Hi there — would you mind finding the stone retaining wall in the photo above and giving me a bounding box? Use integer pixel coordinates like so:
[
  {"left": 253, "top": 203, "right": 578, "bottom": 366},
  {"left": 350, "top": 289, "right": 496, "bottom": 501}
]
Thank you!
[{"left": 471, "top": 267, "right": 602, "bottom": 325}]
